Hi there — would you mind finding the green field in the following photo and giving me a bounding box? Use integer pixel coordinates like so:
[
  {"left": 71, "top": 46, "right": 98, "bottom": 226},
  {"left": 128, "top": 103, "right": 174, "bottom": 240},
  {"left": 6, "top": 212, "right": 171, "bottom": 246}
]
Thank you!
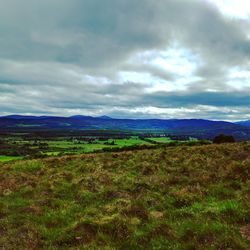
[
  {"left": 107, "top": 138, "right": 151, "bottom": 146},
  {"left": 0, "top": 135, "right": 209, "bottom": 161},
  {"left": 0, "top": 156, "right": 23, "bottom": 162},
  {"left": 43, "top": 137, "right": 150, "bottom": 154},
  {"left": 0, "top": 142, "right": 249, "bottom": 249},
  {"left": 148, "top": 137, "right": 173, "bottom": 143}
]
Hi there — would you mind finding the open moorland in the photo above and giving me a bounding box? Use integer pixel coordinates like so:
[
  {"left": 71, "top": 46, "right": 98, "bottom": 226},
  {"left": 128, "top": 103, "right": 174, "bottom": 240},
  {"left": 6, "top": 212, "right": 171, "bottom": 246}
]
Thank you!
[{"left": 0, "top": 142, "right": 249, "bottom": 249}]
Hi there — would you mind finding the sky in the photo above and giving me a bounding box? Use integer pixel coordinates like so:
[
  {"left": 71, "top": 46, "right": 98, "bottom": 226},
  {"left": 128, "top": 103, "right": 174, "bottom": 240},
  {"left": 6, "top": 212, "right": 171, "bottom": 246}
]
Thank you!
[{"left": 0, "top": 0, "right": 250, "bottom": 121}]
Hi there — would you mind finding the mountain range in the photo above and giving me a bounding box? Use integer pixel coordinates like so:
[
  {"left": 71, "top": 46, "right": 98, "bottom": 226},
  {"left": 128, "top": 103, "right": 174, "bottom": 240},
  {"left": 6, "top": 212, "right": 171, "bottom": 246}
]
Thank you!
[
  {"left": 236, "top": 120, "right": 250, "bottom": 127},
  {"left": 0, "top": 115, "right": 250, "bottom": 140}
]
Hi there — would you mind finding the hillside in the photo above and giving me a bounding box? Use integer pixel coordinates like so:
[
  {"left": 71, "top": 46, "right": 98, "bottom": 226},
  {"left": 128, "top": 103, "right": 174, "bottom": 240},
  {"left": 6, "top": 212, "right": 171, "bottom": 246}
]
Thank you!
[
  {"left": 237, "top": 120, "right": 250, "bottom": 127},
  {"left": 1, "top": 115, "right": 250, "bottom": 140},
  {"left": 0, "top": 143, "right": 249, "bottom": 249}
]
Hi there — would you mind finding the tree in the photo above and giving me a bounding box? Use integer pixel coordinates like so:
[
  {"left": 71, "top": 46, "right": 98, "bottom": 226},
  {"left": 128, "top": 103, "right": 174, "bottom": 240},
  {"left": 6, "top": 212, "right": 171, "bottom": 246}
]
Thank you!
[{"left": 213, "top": 134, "right": 235, "bottom": 144}]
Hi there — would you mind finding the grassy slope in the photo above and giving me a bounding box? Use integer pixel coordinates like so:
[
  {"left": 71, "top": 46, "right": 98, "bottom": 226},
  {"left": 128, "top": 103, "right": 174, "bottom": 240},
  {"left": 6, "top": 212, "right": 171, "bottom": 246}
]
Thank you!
[{"left": 0, "top": 143, "right": 249, "bottom": 249}]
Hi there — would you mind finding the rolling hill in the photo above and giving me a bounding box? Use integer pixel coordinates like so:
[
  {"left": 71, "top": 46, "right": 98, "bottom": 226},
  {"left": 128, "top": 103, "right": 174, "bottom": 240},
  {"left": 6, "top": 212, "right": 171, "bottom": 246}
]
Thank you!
[
  {"left": 236, "top": 120, "right": 250, "bottom": 127},
  {"left": 1, "top": 115, "right": 250, "bottom": 140}
]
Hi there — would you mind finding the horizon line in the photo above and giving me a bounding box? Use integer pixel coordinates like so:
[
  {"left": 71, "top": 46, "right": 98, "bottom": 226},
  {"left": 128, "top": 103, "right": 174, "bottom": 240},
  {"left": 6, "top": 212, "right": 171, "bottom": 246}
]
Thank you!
[{"left": 0, "top": 114, "right": 246, "bottom": 123}]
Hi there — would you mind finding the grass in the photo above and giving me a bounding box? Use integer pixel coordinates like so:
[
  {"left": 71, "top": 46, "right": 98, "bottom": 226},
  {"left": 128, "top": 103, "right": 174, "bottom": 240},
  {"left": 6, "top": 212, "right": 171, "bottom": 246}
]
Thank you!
[
  {"left": 108, "top": 138, "right": 150, "bottom": 146},
  {"left": 25, "top": 138, "right": 152, "bottom": 155},
  {"left": 0, "top": 142, "right": 249, "bottom": 249},
  {"left": 0, "top": 156, "right": 23, "bottom": 162},
  {"left": 148, "top": 137, "right": 173, "bottom": 143},
  {"left": 4, "top": 136, "right": 200, "bottom": 158}
]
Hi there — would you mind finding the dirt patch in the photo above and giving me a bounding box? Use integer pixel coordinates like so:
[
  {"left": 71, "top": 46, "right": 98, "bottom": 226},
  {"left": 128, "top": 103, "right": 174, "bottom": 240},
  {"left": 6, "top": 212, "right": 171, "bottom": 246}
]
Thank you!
[
  {"left": 102, "top": 221, "right": 131, "bottom": 241},
  {"left": 16, "top": 227, "right": 42, "bottom": 249},
  {"left": 21, "top": 205, "right": 43, "bottom": 216},
  {"left": 122, "top": 205, "right": 149, "bottom": 221},
  {"left": 240, "top": 224, "right": 250, "bottom": 241},
  {"left": 57, "top": 222, "right": 97, "bottom": 247}
]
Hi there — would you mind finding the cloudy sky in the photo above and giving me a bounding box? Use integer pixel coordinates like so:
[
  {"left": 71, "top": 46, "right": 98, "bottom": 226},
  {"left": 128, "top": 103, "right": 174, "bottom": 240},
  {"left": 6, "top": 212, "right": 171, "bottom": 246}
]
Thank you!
[{"left": 0, "top": 0, "right": 250, "bottom": 121}]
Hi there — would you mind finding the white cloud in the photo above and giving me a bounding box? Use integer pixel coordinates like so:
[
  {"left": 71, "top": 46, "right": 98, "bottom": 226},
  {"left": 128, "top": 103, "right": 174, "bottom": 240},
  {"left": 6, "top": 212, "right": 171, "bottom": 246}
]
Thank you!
[{"left": 207, "top": 0, "right": 250, "bottom": 19}]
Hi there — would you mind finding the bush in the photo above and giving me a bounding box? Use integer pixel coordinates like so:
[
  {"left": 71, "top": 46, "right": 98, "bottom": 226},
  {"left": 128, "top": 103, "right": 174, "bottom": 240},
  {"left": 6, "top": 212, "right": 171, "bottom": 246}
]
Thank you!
[{"left": 213, "top": 134, "right": 235, "bottom": 144}]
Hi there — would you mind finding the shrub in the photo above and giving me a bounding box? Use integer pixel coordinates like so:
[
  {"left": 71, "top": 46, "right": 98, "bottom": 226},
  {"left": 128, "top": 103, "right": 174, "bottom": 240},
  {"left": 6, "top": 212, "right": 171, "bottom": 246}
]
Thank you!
[{"left": 213, "top": 134, "right": 235, "bottom": 144}]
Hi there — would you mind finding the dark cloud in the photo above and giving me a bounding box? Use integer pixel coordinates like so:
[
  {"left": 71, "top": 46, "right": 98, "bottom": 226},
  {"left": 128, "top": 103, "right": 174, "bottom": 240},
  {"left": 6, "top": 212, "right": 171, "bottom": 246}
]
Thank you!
[
  {"left": 0, "top": 0, "right": 248, "bottom": 67},
  {"left": 142, "top": 90, "right": 250, "bottom": 108}
]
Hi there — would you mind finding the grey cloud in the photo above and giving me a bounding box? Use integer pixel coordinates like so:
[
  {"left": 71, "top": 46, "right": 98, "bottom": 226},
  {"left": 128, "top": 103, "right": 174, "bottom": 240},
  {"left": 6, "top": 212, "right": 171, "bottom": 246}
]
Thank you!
[
  {"left": 142, "top": 91, "right": 250, "bottom": 108},
  {"left": 0, "top": 0, "right": 250, "bottom": 120},
  {"left": 0, "top": 0, "right": 249, "bottom": 67}
]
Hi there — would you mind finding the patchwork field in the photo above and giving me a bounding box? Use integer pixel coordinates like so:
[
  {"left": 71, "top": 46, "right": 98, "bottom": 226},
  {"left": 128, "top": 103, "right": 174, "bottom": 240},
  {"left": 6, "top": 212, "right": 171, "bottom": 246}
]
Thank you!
[
  {"left": 0, "top": 135, "right": 189, "bottom": 161},
  {"left": 0, "top": 142, "right": 249, "bottom": 249}
]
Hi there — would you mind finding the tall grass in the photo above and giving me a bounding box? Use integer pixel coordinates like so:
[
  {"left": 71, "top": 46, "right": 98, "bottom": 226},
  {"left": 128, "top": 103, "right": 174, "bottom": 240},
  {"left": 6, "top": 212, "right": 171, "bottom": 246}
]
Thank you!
[{"left": 0, "top": 142, "right": 249, "bottom": 249}]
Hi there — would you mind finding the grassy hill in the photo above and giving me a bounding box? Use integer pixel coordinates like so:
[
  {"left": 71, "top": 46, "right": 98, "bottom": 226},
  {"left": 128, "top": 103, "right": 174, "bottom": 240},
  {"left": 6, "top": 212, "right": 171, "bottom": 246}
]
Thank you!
[{"left": 0, "top": 143, "right": 249, "bottom": 249}]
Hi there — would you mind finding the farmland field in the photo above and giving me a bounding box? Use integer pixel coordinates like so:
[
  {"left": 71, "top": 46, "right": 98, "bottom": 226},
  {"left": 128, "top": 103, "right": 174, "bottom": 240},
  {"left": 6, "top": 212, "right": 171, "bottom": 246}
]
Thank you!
[
  {"left": 0, "top": 132, "right": 200, "bottom": 160},
  {"left": 0, "top": 142, "right": 249, "bottom": 249},
  {"left": 147, "top": 137, "right": 173, "bottom": 143}
]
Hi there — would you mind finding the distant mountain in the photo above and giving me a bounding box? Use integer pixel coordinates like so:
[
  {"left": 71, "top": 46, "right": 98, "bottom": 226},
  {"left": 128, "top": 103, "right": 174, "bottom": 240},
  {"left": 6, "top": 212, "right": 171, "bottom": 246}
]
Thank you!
[
  {"left": 71, "top": 115, "right": 113, "bottom": 120},
  {"left": 97, "top": 115, "right": 113, "bottom": 120},
  {"left": 0, "top": 115, "right": 250, "bottom": 140},
  {"left": 2, "top": 115, "right": 52, "bottom": 120},
  {"left": 70, "top": 115, "right": 93, "bottom": 119},
  {"left": 236, "top": 120, "right": 250, "bottom": 126}
]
